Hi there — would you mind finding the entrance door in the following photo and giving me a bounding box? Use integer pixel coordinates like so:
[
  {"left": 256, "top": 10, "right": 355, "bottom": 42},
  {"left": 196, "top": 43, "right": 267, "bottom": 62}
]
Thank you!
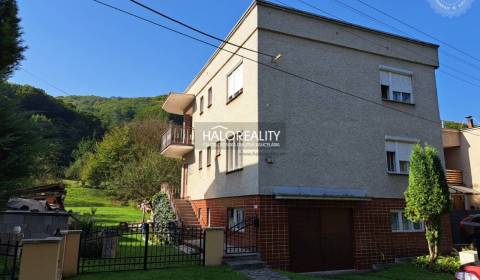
[{"left": 289, "top": 208, "right": 353, "bottom": 272}]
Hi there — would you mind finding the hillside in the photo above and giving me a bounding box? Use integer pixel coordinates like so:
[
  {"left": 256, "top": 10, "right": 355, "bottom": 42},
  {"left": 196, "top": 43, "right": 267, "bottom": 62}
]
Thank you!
[{"left": 58, "top": 95, "right": 169, "bottom": 129}]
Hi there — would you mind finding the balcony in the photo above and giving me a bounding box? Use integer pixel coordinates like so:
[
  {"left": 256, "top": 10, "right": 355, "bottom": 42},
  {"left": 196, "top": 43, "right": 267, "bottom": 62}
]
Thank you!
[
  {"left": 162, "top": 92, "right": 195, "bottom": 115},
  {"left": 161, "top": 124, "right": 194, "bottom": 159},
  {"left": 446, "top": 169, "right": 463, "bottom": 185}
]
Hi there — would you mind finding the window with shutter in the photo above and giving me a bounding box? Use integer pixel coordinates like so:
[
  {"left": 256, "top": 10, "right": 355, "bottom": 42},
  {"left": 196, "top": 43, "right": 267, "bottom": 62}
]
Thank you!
[
  {"left": 379, "top": 67, "right": 413, "bottom": 104},
  {"left": 385, "top": 140, "right": 413, "bottom": 174}
]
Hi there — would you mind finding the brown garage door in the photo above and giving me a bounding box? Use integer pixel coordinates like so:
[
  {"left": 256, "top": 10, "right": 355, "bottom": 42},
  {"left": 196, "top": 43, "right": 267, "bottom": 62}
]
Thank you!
[{"left": 289, "top": 207, "right": 353, "bottom": 272}]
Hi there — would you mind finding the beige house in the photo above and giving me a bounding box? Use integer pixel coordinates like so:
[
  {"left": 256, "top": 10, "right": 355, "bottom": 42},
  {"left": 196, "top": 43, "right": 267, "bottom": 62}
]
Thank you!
[
  {"left": 160, "top": 0, "right": 450, "bottom": 272},
  {"left": 443, "top": 118, "right": 480, "bottom": 210}
]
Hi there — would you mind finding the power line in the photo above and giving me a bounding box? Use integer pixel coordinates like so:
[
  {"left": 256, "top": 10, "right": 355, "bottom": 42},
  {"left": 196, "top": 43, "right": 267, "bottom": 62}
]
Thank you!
[
  {"left": 290, "top": 0, "right": 480, "bottom": 89},
  {"left": 92, "top": 0, "right": 480, "bottom": 137},
  {"left": 133, "top": 0, "right": 480, "bottom": 88},
  {"left": 328, "top": 0, "right": 480, "bottom": 78},
  {"left": 22, "top": 68, "right": 72, "bottom": 96},
  {"left": 353, "top": 0, "right": 480, "bottom": 65},
  {"left": 127, "top": 0, "right": 277, "bottom": 60}
]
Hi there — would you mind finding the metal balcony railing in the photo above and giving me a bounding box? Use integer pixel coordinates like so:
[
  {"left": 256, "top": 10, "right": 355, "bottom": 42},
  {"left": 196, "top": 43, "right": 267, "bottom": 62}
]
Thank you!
[{"left": 446, "top": 169, "right": 463, "bottom": 185}]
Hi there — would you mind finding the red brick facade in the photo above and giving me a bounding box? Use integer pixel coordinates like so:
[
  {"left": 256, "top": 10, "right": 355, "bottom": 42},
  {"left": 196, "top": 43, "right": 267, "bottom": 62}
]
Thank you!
[{"left": 190, "top": 195, "right": 453, "bottom": 271}]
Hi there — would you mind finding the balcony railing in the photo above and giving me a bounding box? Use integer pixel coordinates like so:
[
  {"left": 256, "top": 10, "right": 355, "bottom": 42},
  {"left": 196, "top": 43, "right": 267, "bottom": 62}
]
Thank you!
[
  {"left": 446, "top": 169, "right": 463, "bottom": 185},
  {"left": 160, "top": 124, "right": 194, "bottom": 157}
]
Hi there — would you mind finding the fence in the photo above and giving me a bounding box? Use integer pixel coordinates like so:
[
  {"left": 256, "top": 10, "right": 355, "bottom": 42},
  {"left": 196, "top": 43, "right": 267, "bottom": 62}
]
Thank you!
[
  {"left": 225, "top": 216, "right": 259, "bottom": 254},
  {"left": 0, "top": 235, "right": 22, "bottom": 280},
  {"left": 78, "top": 222, "right": 204, "bottom": 273}
]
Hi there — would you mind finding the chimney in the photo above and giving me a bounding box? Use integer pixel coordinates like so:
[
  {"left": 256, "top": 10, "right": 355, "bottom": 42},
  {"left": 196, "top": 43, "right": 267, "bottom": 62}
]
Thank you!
[{"left": 466, "top": 116, "right": 474, "bottom": 129}]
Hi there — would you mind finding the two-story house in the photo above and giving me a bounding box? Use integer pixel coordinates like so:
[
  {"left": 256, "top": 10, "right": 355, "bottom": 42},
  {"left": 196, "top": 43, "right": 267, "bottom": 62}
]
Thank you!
[
  {"left": 443, "top": 117, "right": 480, "bottom": 210},
  {"left": 160, "top": 0, "right": 452, "bottom": 272}
]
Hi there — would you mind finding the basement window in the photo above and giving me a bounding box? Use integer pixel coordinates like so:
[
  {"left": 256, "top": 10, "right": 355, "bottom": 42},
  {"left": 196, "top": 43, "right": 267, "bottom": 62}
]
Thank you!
[
  {"left": 390, "top": 210, "right": 424, "bottom": 232},
  {"left": 228, "top": 208, "right": 245, "bottom": 232}
]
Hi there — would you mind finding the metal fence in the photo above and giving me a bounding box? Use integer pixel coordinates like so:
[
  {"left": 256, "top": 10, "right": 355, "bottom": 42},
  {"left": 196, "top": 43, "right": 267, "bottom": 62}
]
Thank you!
[
  {"left": 225, "top": 216, "right": 259, "bottom": 254},
  {"left": 0, "top": 235, "right": 22, "bottom": 280},
  {"left": 78, "top": 222, "right": 204, "bottom": 273}
]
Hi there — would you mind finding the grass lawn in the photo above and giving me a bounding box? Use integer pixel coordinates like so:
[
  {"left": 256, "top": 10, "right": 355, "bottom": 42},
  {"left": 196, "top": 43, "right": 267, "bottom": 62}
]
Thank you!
[
  {"left": 282, "top": 264, "right": 452, "bottom": 280},
  {"left": 64, "top": 180, "right": 144, "bottom": 225},
  {"left": 69, "top": 266, "right": 248, "bottom": 280}
]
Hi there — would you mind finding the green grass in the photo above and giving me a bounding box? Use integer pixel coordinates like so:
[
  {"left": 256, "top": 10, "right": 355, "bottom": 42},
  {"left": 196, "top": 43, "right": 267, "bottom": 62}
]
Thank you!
[
  {"left": 64, "top": 180, "right": 144, "bottom": 226},
  {"left": 69, "top": 266, "right": 248, "bottom": 280},
  {"left": 281, "top": 264, "right": 452, "bottom": 280}
]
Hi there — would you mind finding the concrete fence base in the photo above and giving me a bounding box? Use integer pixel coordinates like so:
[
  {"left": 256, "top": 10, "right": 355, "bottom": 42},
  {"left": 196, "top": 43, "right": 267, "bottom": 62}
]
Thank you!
[{"left": 18, "top": 230, "right": 82, "bottom": 280}]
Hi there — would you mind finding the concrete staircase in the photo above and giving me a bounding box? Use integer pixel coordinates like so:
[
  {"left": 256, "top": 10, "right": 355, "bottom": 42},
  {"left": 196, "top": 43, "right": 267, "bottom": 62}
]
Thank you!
[
  {"left": 223, "top": 253, "right": 265, "bottom": 270},
  {"left": 174, "top": 199, "right": 201, "bottom": 228}
]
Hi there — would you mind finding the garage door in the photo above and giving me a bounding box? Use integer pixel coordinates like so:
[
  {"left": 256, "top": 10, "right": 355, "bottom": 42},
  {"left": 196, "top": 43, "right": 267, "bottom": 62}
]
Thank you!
[{"left": 288, "top": 207, "right": 353, "bottom": 272}]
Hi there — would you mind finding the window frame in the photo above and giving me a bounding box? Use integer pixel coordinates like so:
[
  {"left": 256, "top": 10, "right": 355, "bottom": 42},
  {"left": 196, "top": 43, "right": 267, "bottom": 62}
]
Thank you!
[
  {"left": 215, "top": 141, "right": 221, "bottom": 157},
  {"left": 199, "top": 96, "right": 204, "bottom": 115},
  {"left": 226, "top": 132, "right": 243, "bottom": 174},
  {"left": 379, "top": 66, "right": 414, "bottom": 105},
  {"left": 226, "top": 61, "right": 244, "bottom": 104},
  {"left": 206, "top": 146, "right": 212, "bottom": 167},
  {"left": 390, "top": 210, "right": 424, "bottom": 233},
  {"left": 207, "top": 208, "right": 211, "bottom": 227},
  {"left": 385, "top": 138, "right": 416, "bottom": 175},
  {"left": 198, "top": 150, "right": 203, "bottom": 170},
  {"left": 228, "top": 208, "right": 245, "bottom": 232},
  {"left": 207, "top": 87, "right": 212, "bottom": 108}
]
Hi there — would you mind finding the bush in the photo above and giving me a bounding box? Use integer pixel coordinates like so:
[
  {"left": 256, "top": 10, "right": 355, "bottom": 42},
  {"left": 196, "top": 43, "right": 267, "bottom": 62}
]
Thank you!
[
  {"left": 151, "top": 192, "right": 175, "bottom": 231},
  {"left": 413, "top": 255, "right": 460, "bottom": 274}
]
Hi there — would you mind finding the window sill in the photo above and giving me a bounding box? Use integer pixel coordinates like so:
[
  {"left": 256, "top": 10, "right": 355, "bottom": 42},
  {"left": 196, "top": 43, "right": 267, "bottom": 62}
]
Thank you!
[
  {"left": 226, "top": 89, "right": 243, "bottom": 105},
  {"left": 207, "top": 163, "right": 211, "bottom": 167},
  {"left": 207, "top": 104, "right": 212, "bottom": 108},
  {"left": 226, "top": 168, "right": 243, "bottom": 175},
  {"left": 199, "top": 111, "right": 204, "bottom": 115},
  {"left": 387, "top": 171, "right": 409, "bottom": 176},
  {"left": 382, "top": 98, "right": 415, "bottom": 106}
]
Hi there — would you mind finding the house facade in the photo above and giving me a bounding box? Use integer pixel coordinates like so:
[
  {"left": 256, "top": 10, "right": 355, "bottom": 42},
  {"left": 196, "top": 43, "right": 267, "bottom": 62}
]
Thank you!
[
  {"left": 443, "top": 118, "right": 480, "bottom": 210},
  {"left": 160, "top": 0, "right": 452, "bottom": 272}
]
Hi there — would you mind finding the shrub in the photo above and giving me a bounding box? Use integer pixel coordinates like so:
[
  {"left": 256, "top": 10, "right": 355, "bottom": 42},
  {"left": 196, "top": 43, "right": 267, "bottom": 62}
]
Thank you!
[
  {"left": 413, "top": 255, "right": 460, "bottom": 274},
  {"left": 151, "top": 192, "right": 175, "bottom": 231}
]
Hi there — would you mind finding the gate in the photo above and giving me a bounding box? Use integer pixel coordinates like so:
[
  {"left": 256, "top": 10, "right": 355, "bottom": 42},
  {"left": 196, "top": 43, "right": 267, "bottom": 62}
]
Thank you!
[
  {"left": 78, "top": 223, "right": 204, "bottom": 273},
  {"left": 225, "top": 216, "right": 259, "bottom": 254}
]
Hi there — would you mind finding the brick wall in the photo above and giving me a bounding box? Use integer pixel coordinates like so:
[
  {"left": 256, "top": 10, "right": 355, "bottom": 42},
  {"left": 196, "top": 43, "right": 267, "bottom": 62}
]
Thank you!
[{"left": 190, "top": 196, "right": 453, "bottom": 270}]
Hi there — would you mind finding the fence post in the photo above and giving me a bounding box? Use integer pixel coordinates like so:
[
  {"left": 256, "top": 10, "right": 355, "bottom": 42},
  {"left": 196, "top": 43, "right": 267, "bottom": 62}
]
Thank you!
[
  {"left": 204, "top": 228, "right": 224, "bottom": 266},
  {"left": 143, "top": 223, "right": 149, "bottom": 270},
  {"left": 19, "top": 237, "right": 62, "bottom": 280},
  {"left": 61, "top": 230, "right": 82, "bottom": 277}
]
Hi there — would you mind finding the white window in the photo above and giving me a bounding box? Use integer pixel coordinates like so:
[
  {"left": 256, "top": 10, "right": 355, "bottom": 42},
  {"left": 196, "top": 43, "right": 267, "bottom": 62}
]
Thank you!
[
  {"left": 380, "top": 68, "right": 413, "bottom": 104},
  {"left": 226, "top": 132, "right": 243, "bottom": 173},
  {"left": 227, "top": 62, "right": 244, "bottom": 101},
  {"left": 385, "top": 140, "right": 413, "bottom": 174},
  {"left": 228, "top": 208, "right": 245, "bottom": 231},
  {"left": 390, "top": 210, "right": 424, "bottom": 232}
]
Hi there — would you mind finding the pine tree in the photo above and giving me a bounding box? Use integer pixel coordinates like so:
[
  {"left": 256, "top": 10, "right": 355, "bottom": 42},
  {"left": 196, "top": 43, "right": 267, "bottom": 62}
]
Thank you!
[
  {"left": 405, "top": 144, "right": 450, "bottom": 263},
  {"left": 0, "top": 0, "right": 26, "bottom": 80}
]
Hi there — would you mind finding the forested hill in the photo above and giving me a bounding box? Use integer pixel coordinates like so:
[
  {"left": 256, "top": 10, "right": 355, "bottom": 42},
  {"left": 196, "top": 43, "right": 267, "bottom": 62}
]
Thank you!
[{"left": 57, "top": 95, "right": 169, "bottom": 129}]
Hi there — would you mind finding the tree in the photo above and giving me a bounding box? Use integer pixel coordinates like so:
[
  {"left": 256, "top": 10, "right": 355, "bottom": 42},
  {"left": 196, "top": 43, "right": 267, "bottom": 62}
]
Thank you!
[
  {"left": 0, "top": 95, "right": 45, "bottom": 199},
  {"left": 404, "top": 144, "right": 450, "bottom": 264},
  {"left": 0, "top": 0, "right": 26, "bottom": 80}
]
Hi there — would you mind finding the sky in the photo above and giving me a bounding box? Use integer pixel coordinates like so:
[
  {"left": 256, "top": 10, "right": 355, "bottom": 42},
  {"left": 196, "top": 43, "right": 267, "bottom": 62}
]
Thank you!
[{"left": 9, "top": 0, "right": 480, "bottom": 123}]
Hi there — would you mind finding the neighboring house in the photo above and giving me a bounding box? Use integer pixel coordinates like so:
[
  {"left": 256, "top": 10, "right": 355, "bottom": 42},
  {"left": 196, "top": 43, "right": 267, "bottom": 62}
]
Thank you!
[
  {"left": 160, "top": 0, "right": 451, "bottom": 272},
  {"left": 443, "top": 117, "right": 480, "bottom": 210}
]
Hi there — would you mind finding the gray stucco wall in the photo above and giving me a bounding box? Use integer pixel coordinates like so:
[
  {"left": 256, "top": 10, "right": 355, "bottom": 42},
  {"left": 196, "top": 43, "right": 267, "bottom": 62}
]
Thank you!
[{"left": 256, "top": 4, "right": 443, "bottom": 199}]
